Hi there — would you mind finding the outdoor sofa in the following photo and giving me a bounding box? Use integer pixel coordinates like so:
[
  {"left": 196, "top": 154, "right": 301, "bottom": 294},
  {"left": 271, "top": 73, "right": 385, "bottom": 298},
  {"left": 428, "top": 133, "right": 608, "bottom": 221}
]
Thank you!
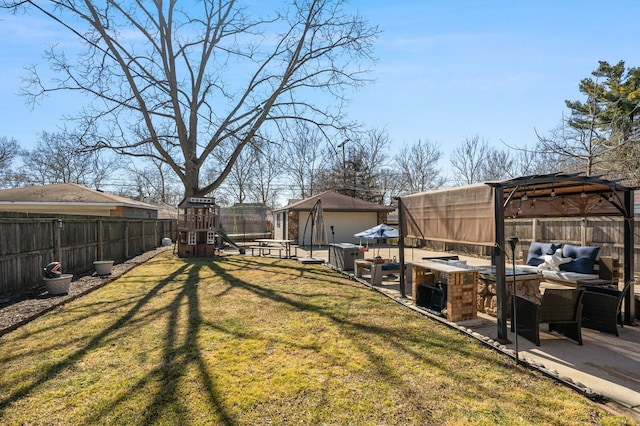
[{"left": 519, "top": 242, "right": 618, "bottom": 286}]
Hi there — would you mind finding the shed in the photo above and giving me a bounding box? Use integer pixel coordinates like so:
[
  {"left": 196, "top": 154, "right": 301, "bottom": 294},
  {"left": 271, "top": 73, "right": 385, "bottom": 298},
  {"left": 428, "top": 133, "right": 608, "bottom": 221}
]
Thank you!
[
  {"left": 398, "top": 173, "right": 635, "bottom": 341},
  {"left": 272, "top": 191, "right": 394, "bottom": 245},
  {"left": 0, "top": 183, "right": 159, "bottom": 218}
]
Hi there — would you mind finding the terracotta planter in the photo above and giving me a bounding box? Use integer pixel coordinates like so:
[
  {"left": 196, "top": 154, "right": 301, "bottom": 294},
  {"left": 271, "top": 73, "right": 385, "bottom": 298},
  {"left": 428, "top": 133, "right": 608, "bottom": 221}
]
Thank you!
[
  {"left": 93, "top": 260, "right": 114, "bottom": 276},
  {"left": 43, "top": 274, "right": 73, "bottom": 295}
]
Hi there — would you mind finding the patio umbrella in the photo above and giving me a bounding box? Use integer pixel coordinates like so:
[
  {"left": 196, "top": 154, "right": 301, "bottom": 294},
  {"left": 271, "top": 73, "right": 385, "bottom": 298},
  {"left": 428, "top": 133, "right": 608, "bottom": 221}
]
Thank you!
[
  {"left": 311, "top": 200, "right": 327, "bottom": 247},
  {"left": 301, "top": 199, "right": 327, "bottom": 260},
  {"left": 354, "top": 224, "right": 399, "bottom": 258},
  {"left": 354, "top": 223, "right": 399, "bottom": 239}
]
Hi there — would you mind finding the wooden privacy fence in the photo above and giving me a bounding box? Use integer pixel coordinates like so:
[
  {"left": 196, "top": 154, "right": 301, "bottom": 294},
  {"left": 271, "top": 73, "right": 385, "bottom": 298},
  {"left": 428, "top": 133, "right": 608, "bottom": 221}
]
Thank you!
[
  {"left": 0, "top": 213, "right": 177, "bottom": 295},
  {"left": 416, "top": 217, "right": 640, "bottom": 274},
  {"left": 506, "top": 217, "right": 636, "bottom": 264}
]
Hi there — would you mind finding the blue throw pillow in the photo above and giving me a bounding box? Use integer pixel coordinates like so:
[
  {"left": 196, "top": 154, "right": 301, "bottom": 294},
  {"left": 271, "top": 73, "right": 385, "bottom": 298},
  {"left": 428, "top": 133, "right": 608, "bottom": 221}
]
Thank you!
[
  {"left": 527, "top": 257, "right": 545, "bottom": 267},
  {"left": 526, "top": 242, "right": 561, "bottom": 266},
  {"left": 560, "top": 244, "right": 600, "bottom": 274}
]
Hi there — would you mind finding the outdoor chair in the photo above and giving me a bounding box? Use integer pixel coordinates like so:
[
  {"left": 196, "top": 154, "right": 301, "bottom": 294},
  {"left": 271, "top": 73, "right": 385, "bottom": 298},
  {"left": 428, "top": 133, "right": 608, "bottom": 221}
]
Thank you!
[
  {"left": 512, "top": 288, "right": 585, "bottom": 346},
  {"left": 580, "top": 281, "right": 632, "bottom": 336}
]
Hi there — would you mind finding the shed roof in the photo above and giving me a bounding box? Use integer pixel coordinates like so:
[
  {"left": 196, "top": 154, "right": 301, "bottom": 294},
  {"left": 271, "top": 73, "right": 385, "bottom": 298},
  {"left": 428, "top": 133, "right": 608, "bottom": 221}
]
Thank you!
[{"left": 274, "top": 191, "right": 393, "bottom": 212}]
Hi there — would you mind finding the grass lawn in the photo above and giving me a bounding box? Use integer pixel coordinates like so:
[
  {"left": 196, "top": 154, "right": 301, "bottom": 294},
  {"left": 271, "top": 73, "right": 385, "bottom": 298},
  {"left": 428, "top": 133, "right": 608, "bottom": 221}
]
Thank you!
[{"left": 0, "top": 251, "right": 633, "bottom": 425}]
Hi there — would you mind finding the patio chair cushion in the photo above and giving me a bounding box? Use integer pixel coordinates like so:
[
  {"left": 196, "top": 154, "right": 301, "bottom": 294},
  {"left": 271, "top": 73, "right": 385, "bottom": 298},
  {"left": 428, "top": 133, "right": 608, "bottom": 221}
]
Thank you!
[{"left": 560, "top": 244, "right": 600, "bottom": 274}]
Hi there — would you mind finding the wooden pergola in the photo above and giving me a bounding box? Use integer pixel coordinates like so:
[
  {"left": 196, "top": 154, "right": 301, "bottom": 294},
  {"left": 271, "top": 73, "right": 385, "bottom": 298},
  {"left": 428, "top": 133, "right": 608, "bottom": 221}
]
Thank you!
[{"left": 398, "top": 172, "right": 636, "bottom": 341}]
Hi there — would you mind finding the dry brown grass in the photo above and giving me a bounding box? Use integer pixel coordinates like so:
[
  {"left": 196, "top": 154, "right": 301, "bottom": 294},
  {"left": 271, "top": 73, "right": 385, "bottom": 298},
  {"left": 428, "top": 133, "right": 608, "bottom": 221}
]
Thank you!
[{"left": 0, "top": 252, "right": 633, "bottom": 425}]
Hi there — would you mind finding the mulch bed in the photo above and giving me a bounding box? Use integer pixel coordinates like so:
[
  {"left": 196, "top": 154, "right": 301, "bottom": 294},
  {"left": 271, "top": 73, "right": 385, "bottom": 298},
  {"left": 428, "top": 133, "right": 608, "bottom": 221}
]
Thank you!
[{"left": 0, "top": 246, "right": 172, "bottom": 336}]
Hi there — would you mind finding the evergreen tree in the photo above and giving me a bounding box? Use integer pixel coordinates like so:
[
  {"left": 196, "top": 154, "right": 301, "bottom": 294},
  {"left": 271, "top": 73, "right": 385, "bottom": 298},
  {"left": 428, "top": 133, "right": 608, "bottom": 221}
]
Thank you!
[{"left": 564, "top": 61, "right": 640, "bottom": 180}]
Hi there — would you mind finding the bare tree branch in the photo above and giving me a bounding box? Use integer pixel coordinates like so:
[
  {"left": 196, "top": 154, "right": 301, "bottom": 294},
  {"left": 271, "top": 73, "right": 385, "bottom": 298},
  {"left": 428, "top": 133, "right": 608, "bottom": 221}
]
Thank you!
[{"left": 4, "top": 0, "right": 379, "bottom": 197}]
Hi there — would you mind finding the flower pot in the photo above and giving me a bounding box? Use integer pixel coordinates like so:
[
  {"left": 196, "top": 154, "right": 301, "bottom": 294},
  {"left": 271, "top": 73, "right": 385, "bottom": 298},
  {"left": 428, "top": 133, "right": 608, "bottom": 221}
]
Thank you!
[
  {"left": 93, "top": 260, "right": 114, "bottom": 276},
  {"left": 43, "top": 274, "right": 73, "bottom": 295}
]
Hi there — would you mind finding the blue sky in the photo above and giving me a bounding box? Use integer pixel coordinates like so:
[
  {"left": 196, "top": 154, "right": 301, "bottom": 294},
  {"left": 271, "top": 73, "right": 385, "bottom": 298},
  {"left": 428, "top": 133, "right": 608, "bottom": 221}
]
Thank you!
[{"left": 1, "top": 0, "right": 638, "bottom": 165}]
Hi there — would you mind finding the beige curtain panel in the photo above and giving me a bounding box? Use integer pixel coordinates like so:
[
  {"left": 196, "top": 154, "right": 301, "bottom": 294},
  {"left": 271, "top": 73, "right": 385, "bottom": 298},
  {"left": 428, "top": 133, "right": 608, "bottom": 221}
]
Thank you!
[{"left": 401, "top": 184, "right": 496, "bottom": 247}]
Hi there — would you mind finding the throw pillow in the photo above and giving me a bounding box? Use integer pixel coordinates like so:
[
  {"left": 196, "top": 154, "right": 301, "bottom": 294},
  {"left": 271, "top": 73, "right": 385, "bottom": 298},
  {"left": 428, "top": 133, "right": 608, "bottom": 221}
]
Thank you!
[
  {"left": 526, "top": 241, "right": 562, "bottom": 266},
  {"left": 537, "top": 248, "right": 572, "bottom": 271},
  {"left": 560, "top": 244, "right": 600, "bottom": 274}
]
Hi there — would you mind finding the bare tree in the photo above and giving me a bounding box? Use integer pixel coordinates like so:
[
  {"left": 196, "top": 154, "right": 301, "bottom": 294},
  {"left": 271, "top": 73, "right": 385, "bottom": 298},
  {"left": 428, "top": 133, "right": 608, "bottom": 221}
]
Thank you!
[
  {"left": 316, "top": 128, "right": 392, "bottom": 202},
  {"left": 20, "top": 131, "right": 117, "bottom": 188},
  {"left": 535, "top": 117, "right": 609, "bottom": 176},
  {"left": 213, "top": 140, "right": 257, "bottom": 205},
  {"left": 376, "top": 168, "right": 403, "bottom": 205},
  {"left": 0, "top": 137, "right": 19, "bottom": 188},
  {"left": 0, "top": 137, "right": 18, "bottom": 168},
  {"left": 280, "top": 123, "right": 326, "bottom": 199},
  {"left": 395, "top": 139, "right": 445, "bottom": 194},
  {"left": 248, "top": 140, "right": 283, "bottom": 208},
  {"left": 450, "top": 135, "right": 489, "bottom": 185},
  {"left": 125, "top": 158, "right": 182, "bottom": 205},
  {"left": 5, "top": 1, "right": 379, "bottom": 198},
  {"left": 346, "top": 128, "right": 392, "bottom": 202},
  {"left": 510, "top": 144, "right": 571, "bottom": 177},
  {"left": 479, "top": 148, "right": 514, "bottom": 181}
]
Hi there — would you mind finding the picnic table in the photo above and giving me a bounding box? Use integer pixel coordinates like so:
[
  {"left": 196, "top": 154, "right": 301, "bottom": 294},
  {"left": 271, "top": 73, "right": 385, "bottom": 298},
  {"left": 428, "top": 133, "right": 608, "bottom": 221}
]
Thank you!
[{"left": 250, "top": 239, "right": 297, "bottom": 258}]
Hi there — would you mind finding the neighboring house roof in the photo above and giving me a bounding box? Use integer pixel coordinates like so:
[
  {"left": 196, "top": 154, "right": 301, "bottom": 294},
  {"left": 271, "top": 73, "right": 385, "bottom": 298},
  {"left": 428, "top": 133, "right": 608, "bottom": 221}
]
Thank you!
[
  {"left": 0, "top": 183, "right": 159, "bottom": 216},
  {"left": 148, "top": 201, "right": 179, "bottom": 220},
  {"left": 273, "top": 191, "right": 393, "bottom": 212}
]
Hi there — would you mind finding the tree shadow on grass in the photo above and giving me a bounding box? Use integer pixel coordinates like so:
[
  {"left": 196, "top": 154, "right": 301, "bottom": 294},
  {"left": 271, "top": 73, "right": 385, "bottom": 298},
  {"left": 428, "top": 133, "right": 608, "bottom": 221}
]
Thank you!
[
  {"left": 204, "top": 258, "right": 512, "bottom": 391},
  {"left": 75, "top": 260, "right": 235, "bottom": 426},
  {"left": 199, "top": 257, "right": 579, "bottom": 423},
  {"left": 143, "top": 256, "right": 535, "bottom": 423},
  {"left": 0, "top": 254, "right": 572, "bottom": 425},
  {"left": 220, "top": 255, "right": 366, "bottom": 290},
  {"left": 0, "top": 262, "right": 239, "bottom": 425}
]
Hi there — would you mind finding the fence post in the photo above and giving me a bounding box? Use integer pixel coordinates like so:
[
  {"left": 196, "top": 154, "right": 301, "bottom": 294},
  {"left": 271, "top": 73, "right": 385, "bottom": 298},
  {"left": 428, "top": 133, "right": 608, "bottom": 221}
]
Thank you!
[
  {"left": 141, "top": 220, "right": 146, "bottom": 252},
  {"left": 97, "top": 220, "right": 103, "bottom": 261},
  {"left": 124, "top": 221, "right": 129, "bottom": 258},
  {"left": 54, "top": 219, "right": 62, "bottom": 262}
]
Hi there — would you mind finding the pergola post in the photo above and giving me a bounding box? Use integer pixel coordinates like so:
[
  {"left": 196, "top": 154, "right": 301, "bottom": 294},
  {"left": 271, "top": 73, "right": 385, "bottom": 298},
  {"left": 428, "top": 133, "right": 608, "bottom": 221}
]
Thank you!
[
  {"left": 623, "top": 189, "right": 635, "bottom": 324},
  {"left": 494, "top": 187, "right": 509, "bottom": 342},
  {"left": 397, "top": 198, "right": 406, "bottom": 298}
]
